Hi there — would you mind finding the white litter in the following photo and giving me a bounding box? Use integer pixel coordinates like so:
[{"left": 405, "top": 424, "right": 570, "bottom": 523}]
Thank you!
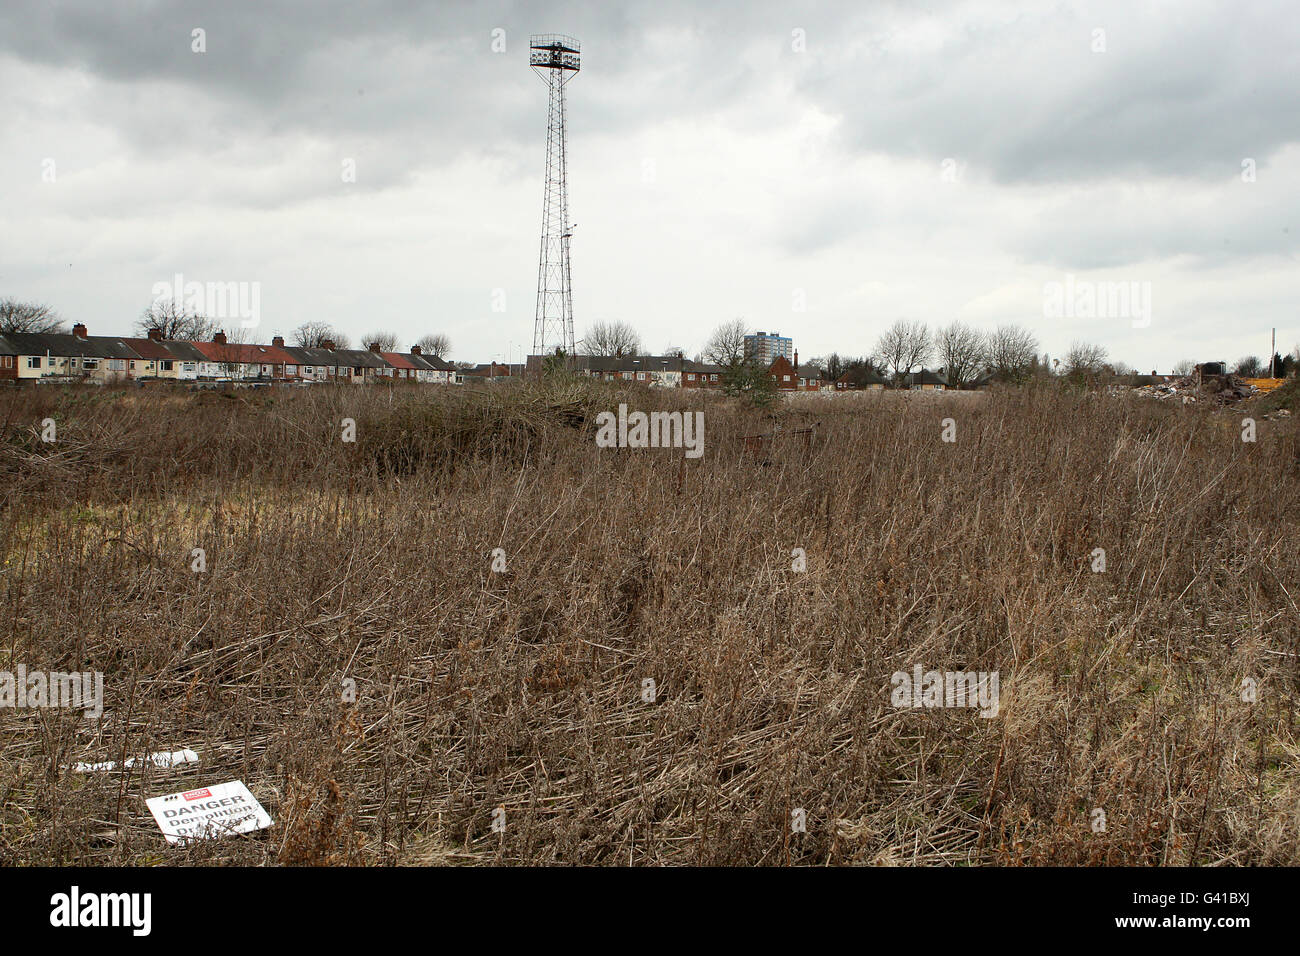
[{"left": 73, "top": 748, "right": 199, "bottom": 773}]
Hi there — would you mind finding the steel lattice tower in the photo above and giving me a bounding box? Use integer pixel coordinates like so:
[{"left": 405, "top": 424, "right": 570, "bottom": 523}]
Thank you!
[{"left": 530, "top": 34, "right": 580, "bottom": 358}]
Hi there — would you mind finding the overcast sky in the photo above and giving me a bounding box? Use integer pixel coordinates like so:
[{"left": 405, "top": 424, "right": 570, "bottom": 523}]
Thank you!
[{"left": 2, "top": 0, "right": 1297, "bottom": 370}]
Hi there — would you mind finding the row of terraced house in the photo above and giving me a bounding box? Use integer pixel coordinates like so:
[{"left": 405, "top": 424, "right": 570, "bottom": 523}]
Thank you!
[
  {"left": 0, "top": 325, "right": 462, "bottom": 385},
  {"left": 524, "top": 351, "right": 837, "bottom": 390},
  {"left": 523, "top": 351, "right": 947, "bottom": 391}
]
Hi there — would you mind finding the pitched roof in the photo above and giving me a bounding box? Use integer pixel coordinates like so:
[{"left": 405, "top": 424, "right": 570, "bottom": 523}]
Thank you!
[
  {"left": 118, "top": 337, "right": 175, "bottom": 361},
  {"left": 159, "top": 340, "right": 209, "bottom": 362},
  {"left": 333, "top": 348, "right": 391, "bottom": 369},
  {"left": 911, "top": 368, "right": 949, "bottom": 386},
  {"left": 0, "top": 331, "right": 134, "bottom": 359},
  {"left": 278, "top": 345, "right": 339, "bottom": 366},
  {"left": 380, "top": 351, "right": 417, "bottom": 370},
  {"left": 88, "top": 336, "right": 147, "bottom": 360},
  {"left": 191, "top": 340, "right": 299, "bottom": 365}
]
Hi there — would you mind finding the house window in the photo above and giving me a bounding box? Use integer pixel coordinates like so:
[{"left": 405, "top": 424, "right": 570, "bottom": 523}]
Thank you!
[
  {"left": 783, "top": 375, "right": 791, "bottom": 382},
  {"left": 161, "top": 360, "right": 173, "bottom": 371},
  {"left": 83, "top": 358, "right": 99, "bottom": 370},
  {"left": 636, "top": 372, "right": 646, "bottom": 380},
  {"left": 109, "top": 359, "right": 125, "bottom": 371},
  {"left": 686, "top": 373, "right": 695, "bottom": 381},
  {"left": 710, "top": 374, "right": 718, "bottom": 382},
  {"left": 286, "top": 364, "right": 297, "bottom": 375},
  {"left": 182, "top": 362, "right": 196, "bottom": 372},
  {"left": 304, "top": 366, "right": 313, "bottom": 374},
  {"left": 27, "top": 356, "right": 41, "bottom": 369}
]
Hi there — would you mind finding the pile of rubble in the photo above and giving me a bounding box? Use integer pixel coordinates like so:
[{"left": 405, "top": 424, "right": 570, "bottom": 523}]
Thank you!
[{"left": 1134, "top": 373, "right": 1258, "bottom": 405}]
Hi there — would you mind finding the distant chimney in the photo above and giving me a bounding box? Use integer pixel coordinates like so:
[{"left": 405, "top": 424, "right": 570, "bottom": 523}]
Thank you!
[
  {"left": 269, "top": 335, "right": 283, "bottom": 347},
  {"left": 322, "top": 339, "right": 335, "bottom": 351},
  {"left": 369, "top": 342, "right": 382, "bottom": 353},
  {"left": 410, "top": 345, "right": 422, "bottom": 355},
  {"left": 794, "top": 349, "right": 799, "bottom": 369},
  {"left": 72, "top": 323, "right": 87, "bottom": 339},
  {"left": 147, "top": 327, "right": 163, "bottom": 342},
  {"left": 213, "top": 331, "right": 227, "bottom": 344}
]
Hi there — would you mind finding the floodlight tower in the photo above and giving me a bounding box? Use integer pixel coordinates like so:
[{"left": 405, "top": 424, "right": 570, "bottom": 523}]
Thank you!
[{"left": 530, "top": 34, "right": 580, "bottom": 358}]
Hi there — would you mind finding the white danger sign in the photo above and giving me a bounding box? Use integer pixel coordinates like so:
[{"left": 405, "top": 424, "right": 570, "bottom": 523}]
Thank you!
[{"left": 146, "top": 780, "right": 273, "bottom": 844}]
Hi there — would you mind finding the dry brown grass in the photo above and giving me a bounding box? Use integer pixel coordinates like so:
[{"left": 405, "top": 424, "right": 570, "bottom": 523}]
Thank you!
[{"left": 1, "top": 378, "right": 1298, "bottom": 865}]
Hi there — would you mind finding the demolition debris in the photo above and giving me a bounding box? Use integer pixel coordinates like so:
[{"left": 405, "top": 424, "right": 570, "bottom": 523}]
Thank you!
[{"left": 1134, "top": 368, "right": 1262, "bottom": 405}]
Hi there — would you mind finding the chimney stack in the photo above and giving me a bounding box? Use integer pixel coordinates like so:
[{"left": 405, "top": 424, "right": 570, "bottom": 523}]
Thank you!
[
  {"left": 322, "top": 339, "right": 335, "bottom": 351},
  {"left": 410, "top": 345, "right": 422, "bottom": 355},
  {"left": 368, "top": 342, "right": 382, "bottom": 353},
  {"left": 213, "top": 331, "right": 227, "bottom": 344},
  {"left": 794, "top": 349, "right": 798, "bottom": 369},
  {"left": 147, "top": 327, "right": 163, "bottom": 342},
  {"left": 72, "top": 323, "right": 88, "bottom": 339},
  {"left": 272, "top": 335, "right": 284, "bottom": 347}
]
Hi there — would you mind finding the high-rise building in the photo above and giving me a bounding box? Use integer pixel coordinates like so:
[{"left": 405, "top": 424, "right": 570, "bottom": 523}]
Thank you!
[{"left": 744, "top": 330, "right": 793, "bottom": 365}]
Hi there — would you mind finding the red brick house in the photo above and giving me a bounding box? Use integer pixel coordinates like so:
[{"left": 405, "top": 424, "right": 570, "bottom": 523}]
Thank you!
[
  {"left": 768, "top": 353, "right": 823, "bottom": 391},
  {"left": 681, "top": 361, "right": 725, "bottom": 388}
]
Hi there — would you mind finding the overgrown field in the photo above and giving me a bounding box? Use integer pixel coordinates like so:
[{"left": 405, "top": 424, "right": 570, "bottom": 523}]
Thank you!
[{"left": 1, "top": 380, "right": 1298, "bottom": 865}]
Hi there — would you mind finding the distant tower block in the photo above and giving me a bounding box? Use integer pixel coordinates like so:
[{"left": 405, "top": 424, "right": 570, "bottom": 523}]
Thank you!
[{"left": 530, "top": 34, "right": 580, "bottom": 358}]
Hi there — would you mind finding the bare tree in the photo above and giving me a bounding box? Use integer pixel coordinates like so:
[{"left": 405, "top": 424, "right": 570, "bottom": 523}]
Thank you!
[
  {"left": 580, "top": 321, "right": 642, "bottom": 357},
  {"left": 415, "top": 333, "right": 451, "bottom": 358},
  {"left": 808, "top": 354, "right": 841, "bottom": 379},
  {"left": 206, "top": 326, "right": 257, "bottom": 379},
  {"left": 1234, "top": 355, "right": 1262, "bottom": 377},
  {"left": 1065, "top": 340, "right": 1109, "bottom": 381},
  {"left": 361, "top": 330, "right": 400, "bottom": 352},
  {"left": 0, "top": 298, "right": 66, "bottom": 334},
  {"left": 935, "top": 322, "right": 987, "bottom": 388},
  {"left": 292, "top": 321, "right": 344, "bottom": 348},
  {"left": 135, "top": 299, "right": 216, "bottom": 340},
  {"left": 1170, "top": 359, "right": 1194, "bottom": 377},
  {"left": 874, "top": 319, "right": 932, "bottom": 381},
  {"left": 986, "top": 324, "right": 1040, "bottom": 383},
  {"left": 704, "top": 318, "right": 750, "bottom": 367}
]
